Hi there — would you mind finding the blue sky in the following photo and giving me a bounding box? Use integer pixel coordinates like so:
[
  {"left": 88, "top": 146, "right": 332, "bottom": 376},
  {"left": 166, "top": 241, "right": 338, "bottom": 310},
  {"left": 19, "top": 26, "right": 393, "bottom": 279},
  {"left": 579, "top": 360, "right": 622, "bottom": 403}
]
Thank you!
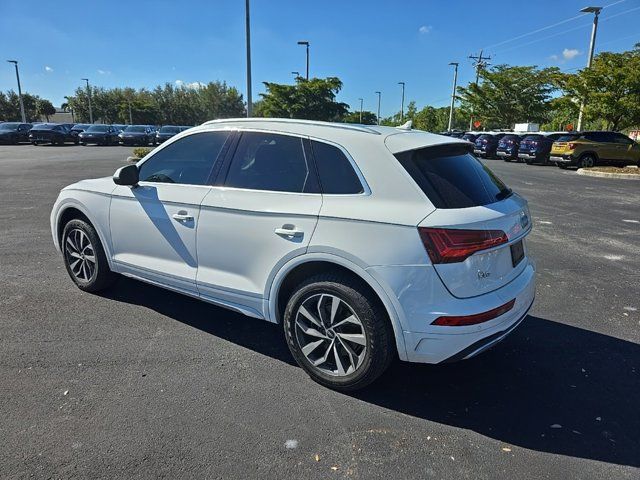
[{"left": 1, "top": 0, "right": 639, "bottom": 117}]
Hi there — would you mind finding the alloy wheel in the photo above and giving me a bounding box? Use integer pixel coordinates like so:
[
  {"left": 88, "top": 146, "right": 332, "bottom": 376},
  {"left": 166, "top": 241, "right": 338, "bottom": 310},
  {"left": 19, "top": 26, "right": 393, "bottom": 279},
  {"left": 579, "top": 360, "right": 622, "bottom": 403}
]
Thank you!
[
  {"left": 64, "top": 228, "right": 96, "bottom": 282},
  {"left": 294, "top": 293, "right": 367, "bottom": 377}
]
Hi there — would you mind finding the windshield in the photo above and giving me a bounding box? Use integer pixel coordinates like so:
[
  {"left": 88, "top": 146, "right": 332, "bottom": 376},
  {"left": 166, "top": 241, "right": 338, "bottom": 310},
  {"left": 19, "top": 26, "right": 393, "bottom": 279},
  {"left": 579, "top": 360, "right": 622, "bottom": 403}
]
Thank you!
[
  {"left": 125, "top": 126, "right": 146, "bottom": 132},
  {"left": 523, "top": 135, "right": 543, "bottom": 141},
  {"left": 31, "top": 124, "right": 55, "bottom": 130},
  {"left": 394, "top": 144, "right": 511, "bottom": 209},
  {"left": 0, "top": 122, "right": 21, "bottom": 131},
  {"left": 159, "top": 126, "right": 180, "bottom": 133},
  {"left": 501, "top": 135, "right": 520, "bottom": 141},
  {"left": 557, "top": 134, "right": 580, "bottom": 142},
  {"left": 86, "top": 125, "right": 109, "bottom": 132},
  {"left": 72, "top": 124, "right": 90, "bottom": 130}
]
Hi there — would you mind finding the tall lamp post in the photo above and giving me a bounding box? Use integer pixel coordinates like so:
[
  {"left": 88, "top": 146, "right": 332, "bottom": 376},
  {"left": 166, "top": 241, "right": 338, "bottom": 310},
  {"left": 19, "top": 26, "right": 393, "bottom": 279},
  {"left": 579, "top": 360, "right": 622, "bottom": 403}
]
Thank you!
[
  {"left": 291, "top": 71, "right": 300, "bottom": 80},
  {"left": 245, "top": 0, "right": 252, "bottom": 117},
  {"left": 81, "top": 78, "right": 93, "bottom": 124},
  {"left": 375, "top": 91, "right": 381, "bottom": 125},
  {"left": 7, "top": 60, "right": 26, "bottom": 122},
  {"left": 358, "top": 98, "right": 363, "bottom": 123},
  {"left": 297, "top": 41, "right": 310, "bottom": 80},
  {"left": 576, "top": 5, "right": 602, "bottom": 131},
  {"left": 398, "top": 82, "right": 405, "bottom": 123},
  {"left": 447, "top": 62, "right": 459, "bottom": 132}
]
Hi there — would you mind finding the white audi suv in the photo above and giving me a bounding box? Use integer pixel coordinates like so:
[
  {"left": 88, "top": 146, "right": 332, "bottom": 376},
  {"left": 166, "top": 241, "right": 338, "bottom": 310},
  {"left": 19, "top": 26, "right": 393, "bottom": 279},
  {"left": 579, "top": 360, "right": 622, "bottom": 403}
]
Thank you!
[{"left": 51, "top": 118, "right": 535, "bottom": 391}]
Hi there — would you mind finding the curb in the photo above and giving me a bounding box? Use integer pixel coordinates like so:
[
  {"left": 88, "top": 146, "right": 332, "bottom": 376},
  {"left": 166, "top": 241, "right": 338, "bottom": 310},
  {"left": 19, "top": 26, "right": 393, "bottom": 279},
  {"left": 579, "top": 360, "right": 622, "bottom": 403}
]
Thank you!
[{"left": 576, "top": 168, "right": 640, "bottom": 180}]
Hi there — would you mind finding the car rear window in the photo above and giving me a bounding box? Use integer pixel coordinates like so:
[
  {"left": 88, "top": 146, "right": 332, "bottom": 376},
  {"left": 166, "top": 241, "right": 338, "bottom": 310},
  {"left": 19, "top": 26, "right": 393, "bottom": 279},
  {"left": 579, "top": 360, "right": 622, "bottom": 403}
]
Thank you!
[
  {"left": 394, "top": 144, "right": 511, "bottom": 209},
  {"left": 523, "top": 135, "right": 543, "bottom": 141},
  {"left": 501, "top": 134, "right": 520, "bottom": 141},
  {"left": 556, "top": 134, "right": 580, "bottom": 142}
]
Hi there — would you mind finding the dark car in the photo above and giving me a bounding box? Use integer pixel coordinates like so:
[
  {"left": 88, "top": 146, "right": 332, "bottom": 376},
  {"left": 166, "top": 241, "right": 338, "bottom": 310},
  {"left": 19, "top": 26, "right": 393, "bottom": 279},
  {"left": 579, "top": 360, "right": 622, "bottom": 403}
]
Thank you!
[
  {"left": 518, "top": 132, "right": 568, "bottom": 165},
  {"left": 29, "top": 123, "right": 74, "bottom": 145},
  {"left": 461, "top": 133, "right": 478, "bottom": 143},
  {"left": 155, "top": 125, "right": 183, "bottom": 143},
  {"left": 78, "top": 124, "right": 121, "bottom": 145},
  {"left": 69, "top": 124, "right": 92, "bottom": 144},
  {"left": 119, "top": 125, "right": 156, "bottom": 146},
  {"left": 439, "top": 130, "right": 466, "bottom": 138},
  {"left": 496, "top": 133, "right": 527, "bottom": 162},
  {"left": 473, "top": 133, "right": 506, "bottom": 158},
  {"left": 0, "top": 122, "right": 33, "bottom": 144}
]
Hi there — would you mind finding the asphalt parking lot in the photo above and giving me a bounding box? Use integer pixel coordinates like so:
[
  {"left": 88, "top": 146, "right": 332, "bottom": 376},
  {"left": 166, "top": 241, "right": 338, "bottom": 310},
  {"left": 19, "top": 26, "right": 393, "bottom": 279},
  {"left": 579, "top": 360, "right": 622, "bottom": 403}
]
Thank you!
[{"left": 1, "top": 144, "right": 638, "bottom": 479}]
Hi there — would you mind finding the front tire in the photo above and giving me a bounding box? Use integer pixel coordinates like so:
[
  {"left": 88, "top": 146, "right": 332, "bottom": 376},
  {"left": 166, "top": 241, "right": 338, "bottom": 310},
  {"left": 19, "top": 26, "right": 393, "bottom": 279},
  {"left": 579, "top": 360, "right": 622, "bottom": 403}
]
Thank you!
[
  {"left": 61, "top": 219, "right": 116, "bottom": 292},
  {"left": 283, "top": 273, "right": 394, "bottom": 391}
]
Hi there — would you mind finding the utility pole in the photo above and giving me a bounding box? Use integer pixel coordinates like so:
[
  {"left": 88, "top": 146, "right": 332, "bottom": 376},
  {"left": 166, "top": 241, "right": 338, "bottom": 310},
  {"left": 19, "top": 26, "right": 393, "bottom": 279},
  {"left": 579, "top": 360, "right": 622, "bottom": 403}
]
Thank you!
[
  {"left": 398, "top": 82, "right": 405, "bottom": 122},
  {"left": 468, "top": 50, "right": 491, "bottom": 130},
  {"left": 577, "top": 6, "right": 602, "bottom": 131},
  {"left": 81, "top": 78, "right": 93, "bottom": 124},
  {"left": 245, "top": 0, "right": 252, "bottom": 117},
  {"left": 7, "top": 60, "right": 26, "bottom": 122},
  {"left": 448, "top": 62, "right": 459, "bottom": 132},
  {"left": 375, "top": 91, "right": 381, "bottom": 125},
  {"left": 128, "top": 100, "right": 133, "bottom": 124},
  {"left": 297, "top": 41, "right": 310, "bottom": 80},
  {"left": 358, "top": 98, "right": 363, "bottom": 123}
]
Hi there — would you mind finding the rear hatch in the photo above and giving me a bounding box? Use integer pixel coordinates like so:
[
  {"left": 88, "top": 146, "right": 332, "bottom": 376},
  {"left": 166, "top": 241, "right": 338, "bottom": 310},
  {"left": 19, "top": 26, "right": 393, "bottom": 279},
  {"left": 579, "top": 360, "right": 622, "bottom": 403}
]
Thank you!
[
  {"left": 551, "top": 134, "right": 580, "bottom": 155},
  {"left": 394, "top": 143, "right": 531, "bottom": 298},
  {"left": 519, "top": 135, "right": 542, "bottom": 153}
]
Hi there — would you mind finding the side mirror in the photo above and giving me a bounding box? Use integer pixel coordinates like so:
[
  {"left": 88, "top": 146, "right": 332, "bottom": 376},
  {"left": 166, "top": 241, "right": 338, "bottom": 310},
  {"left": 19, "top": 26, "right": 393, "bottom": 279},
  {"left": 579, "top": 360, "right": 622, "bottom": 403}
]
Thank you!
[{"left": 113, "top": 164, "right": 139, "bottom": 186}]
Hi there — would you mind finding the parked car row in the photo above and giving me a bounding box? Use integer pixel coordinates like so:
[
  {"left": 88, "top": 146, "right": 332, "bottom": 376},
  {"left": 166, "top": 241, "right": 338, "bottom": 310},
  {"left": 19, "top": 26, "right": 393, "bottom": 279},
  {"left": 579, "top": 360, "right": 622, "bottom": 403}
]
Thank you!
[
  {"left": 0, "top": 122, "right": 192, "bottom": 146},
  {"left": 442, "top": 130, "right": 640, "bottom": 168}
]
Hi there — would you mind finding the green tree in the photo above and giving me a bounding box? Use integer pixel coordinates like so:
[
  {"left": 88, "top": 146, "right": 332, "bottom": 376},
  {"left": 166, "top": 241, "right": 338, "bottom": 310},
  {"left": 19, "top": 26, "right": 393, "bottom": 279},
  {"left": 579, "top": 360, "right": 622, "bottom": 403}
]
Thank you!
[
  {"left": 558, "top": 44, "right": 640, "bottom": 131},
  {"left": 342, "top": 110, "right": 378, "bottom": 125},
  {"left": 36, "top": 99, "right": 56, "bottom": 122},
  {"left": 456, "top": 65, "right": 559, "bottom": 129},
  {"left": 259, "top": 77, "right": 349, "bottom": 121}
]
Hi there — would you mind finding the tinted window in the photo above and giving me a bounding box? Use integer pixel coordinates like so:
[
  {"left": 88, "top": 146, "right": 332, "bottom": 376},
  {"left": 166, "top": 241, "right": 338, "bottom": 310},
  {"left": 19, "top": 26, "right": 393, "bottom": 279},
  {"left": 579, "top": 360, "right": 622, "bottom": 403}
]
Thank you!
[
  {"left": 584, "top": 132, "right": 613, "bottom": 142},
  {"left": 138, "top": 131, "right": 229, "bottom": 185},
  {"left": 612, "top": 133, "right": 633, "bottom": 144},
  {"left": 311, "top": 140, "right": 363, "bottom": 194},
  {"left": 557, "top": 134, "right": 580, "bottom": 142},
  {"left": 394, "top": 144, "right": 510, "bottom": 209},
  {"left": 225, "top": 132, "right": 317, "bottom": 193},
  {"left": 125, "top": 126, "right": 147, "bottom": 132},
  {"left": 523, "top": 135, "right": 543, "bottom": 141},
  {"left": 0, "top": 122, "right": 20, "bottom": 131},
  {"left": 159, "top": 126, "right": 181, "bottom": 133},
  {"left": 547, "top": 134, "right": 564, "bottom": 141},
  {"left": 87, "top": 125, "right": 109, "bottom": 132},
  {"left": 501, "top": 135, "right": 520, "bottom": 141}
]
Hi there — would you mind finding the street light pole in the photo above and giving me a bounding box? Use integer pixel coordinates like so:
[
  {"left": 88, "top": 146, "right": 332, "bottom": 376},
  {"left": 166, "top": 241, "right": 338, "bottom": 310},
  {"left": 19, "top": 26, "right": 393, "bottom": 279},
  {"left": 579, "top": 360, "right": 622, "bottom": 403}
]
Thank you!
[
  {"left": 245, "top": 0, "right": 253, "bottom": 117},
  {"left": 375, "top": 91, "right": 381, "bottom": 125},
  {"left": 448, "top": 62, "right": 459, "bottom": 132},
  {"left": 81, "top": 78, "right": 93, "bottom": 124},
  {"left": 297, "top": 41, "right": 310, "bottom": 80},
  {"left": 398, "top": 82, "right": 405, "bottom": 123},
  {"left": 291, "top": 71, "right": 300, "bottom": 80},
  {"left": 358, "top": 98, "right": 363, "bottom": 123},
  {"left": 576, "top": 6, "right": 602, "bottom": 131},
  {"left": 7, "top": 60, "right": 26, "bottom": 122}
]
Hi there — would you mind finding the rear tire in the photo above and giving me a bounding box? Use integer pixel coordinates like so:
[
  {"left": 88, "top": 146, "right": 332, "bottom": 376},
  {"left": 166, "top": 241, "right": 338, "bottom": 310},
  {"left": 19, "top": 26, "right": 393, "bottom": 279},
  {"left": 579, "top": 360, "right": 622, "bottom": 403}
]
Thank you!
[
  {"left": 61, "top": 219, "right": 116, "bottom": 292},
  {"left": 558, "top": 163, "right": 568, "bottom": 169},
  {"left": 283, "top": 273, "right": 395, "bottom": 392},
  {"left": 578, "top": 154, "right": 596, "bottom": 168}
]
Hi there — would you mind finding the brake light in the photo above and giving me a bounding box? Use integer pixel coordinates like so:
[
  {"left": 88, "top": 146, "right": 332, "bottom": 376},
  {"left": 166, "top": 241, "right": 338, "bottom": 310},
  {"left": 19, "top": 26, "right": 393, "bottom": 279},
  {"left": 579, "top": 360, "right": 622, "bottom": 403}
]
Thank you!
[
  {"left": 432, "top": 299, "right": 516, "bottom": 326},
  {"left": 568, "top": 143, "right": 577, "bottom": 150},
  {"left": 482, "top": 139, "right": 488, "bottom": 144},
  {"left": 418, "top": 227, "right": 509, "bottom": 264}
]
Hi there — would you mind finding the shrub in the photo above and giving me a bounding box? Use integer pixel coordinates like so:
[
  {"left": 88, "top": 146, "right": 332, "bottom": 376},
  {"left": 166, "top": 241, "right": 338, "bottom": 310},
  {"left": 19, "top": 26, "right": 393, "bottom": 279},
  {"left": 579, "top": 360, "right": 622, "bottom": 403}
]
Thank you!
[{"left": 132, "top": 147, "right": 152, "bottom": 159}]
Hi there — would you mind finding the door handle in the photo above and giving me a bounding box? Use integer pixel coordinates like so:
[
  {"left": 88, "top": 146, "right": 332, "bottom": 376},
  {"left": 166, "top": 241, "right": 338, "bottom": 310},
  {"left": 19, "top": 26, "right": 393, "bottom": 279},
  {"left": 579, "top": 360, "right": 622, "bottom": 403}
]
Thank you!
[
  {"left": 275, "top": 226, "right": 304, "bottom": 238},
  {"left": 172, "top": 211, "right": 194, "bottom": 222}
]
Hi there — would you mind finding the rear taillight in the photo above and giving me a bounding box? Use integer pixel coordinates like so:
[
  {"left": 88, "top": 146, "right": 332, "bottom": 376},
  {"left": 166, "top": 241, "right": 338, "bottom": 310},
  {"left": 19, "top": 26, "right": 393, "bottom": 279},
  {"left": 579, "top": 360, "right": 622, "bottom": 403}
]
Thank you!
[
  {"left": 418, "top": 227, "right": 509, "bottom": 264},
  {"left": 482, "top": 139, "right": 488, "bottom": 144},
  {"left": 568, "top": 143, "right": 577, "bottom": 150},
  {"left": 432, "top": 299, "right": 516, "bottom": 326}
]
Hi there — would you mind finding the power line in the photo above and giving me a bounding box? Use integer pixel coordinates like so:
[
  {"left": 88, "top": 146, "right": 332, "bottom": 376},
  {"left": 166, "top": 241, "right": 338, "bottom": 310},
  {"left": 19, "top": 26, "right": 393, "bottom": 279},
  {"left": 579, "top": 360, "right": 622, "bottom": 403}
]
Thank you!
[
  {"left": 597, "top": 32, "right": 640, "bottom": 48},
  {"left": 483, "top": 0, "right": 628, "bottom": 52}
]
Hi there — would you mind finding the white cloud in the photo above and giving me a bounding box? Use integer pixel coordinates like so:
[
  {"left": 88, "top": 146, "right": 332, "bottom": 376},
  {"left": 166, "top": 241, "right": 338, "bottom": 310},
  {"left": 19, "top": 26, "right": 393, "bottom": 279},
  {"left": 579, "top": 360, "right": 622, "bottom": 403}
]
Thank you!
[
  {"left": 97, "top": 69, "right": 111, "bottom": 75},
  {"left": 175, "top": 80, "right": 204, "bottom": 90},
  {"left": 175, "top": 79, "right": 184, "bottom": 86},
  {"left": 562, "top": 48, "right": 580, "bottom": 60},
  {"left": 549, "top": 54, "right": 559, "bottom": 61},
  {"left": 418, "top": 25, "right": 432, "bottom": 34},
  {"left": 44, "top": 66, "right": 53, "bottom": 72}
]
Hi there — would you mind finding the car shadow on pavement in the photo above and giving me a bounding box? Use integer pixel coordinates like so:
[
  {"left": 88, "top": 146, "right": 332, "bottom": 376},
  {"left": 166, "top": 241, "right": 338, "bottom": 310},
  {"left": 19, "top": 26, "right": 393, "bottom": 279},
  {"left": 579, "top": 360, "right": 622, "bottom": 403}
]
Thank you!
[{"left": 103, "top": 278, "right": 639, "bottom": 468}]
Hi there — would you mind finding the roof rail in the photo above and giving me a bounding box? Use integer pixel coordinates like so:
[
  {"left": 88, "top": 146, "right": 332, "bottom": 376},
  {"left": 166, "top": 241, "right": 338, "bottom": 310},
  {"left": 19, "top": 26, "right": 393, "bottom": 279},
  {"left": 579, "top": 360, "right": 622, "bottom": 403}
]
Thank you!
[{"left": 202, "top": 117, "right": 381, "bottom": 135}]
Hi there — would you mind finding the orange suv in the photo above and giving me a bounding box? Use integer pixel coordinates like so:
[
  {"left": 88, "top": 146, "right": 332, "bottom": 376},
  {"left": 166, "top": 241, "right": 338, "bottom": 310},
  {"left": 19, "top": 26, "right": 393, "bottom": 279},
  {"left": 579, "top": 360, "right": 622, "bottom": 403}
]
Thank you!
[{"left": 550, "top": 131, "right": 640, "bottom": 169}]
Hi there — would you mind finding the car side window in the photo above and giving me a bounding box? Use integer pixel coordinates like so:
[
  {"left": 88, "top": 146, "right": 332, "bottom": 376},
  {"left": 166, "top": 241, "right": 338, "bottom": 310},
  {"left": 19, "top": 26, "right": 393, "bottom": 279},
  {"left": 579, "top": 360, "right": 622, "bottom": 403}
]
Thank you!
[
  {"left": 225, "top": 132, "right": 318, "bottom": 193},
  {"left": 311, "top": 140, "right": 364, "bottom": 194},
  {"left": 612, "top": 133, "right": 633, "bottom": 145},
  {"left": 138, "top": 131, "right": 230, "bottom": 185}
]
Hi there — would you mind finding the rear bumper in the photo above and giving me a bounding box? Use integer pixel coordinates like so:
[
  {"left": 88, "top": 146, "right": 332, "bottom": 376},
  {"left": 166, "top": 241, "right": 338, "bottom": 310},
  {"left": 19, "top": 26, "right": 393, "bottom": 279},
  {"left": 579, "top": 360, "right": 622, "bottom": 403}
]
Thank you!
[
  {"left": 496, "top": 150, "right": 517, "bottom": 159},
  {"left": 368, "top": 258, "right": 536, "bottom": 364},
  {"left": 550, "top": 154, "right": 576, "bottom": 165}
]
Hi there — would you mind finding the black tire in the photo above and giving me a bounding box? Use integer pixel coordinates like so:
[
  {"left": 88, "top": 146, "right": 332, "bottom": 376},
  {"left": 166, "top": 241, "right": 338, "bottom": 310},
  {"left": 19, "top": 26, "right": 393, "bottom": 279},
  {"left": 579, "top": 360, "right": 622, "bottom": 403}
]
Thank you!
[
  {"left": 578, "top": 154, "right": 596, "bottom": 168},
  {"left": 61, "top": 219, "right": 116, "bottom": 292},
  {"left": 32, "top": 141, "right": 38, "bottom": 146},
  {"left": 283, "top": 272, "right": 395, "bottom": 391},
  {"left": 81, "top": 142, "right": 87, "bottom": 146},
  {"left": 558, "top": 163, "right": 568, "bottom": 169}
]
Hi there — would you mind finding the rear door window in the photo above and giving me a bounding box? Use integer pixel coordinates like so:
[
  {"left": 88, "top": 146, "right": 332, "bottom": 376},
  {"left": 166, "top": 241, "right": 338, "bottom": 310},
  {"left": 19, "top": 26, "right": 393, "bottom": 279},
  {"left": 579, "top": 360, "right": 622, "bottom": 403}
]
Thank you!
[
  {"left": 311, "top": 140, "right": 363, "bottom": 194},
  {"left": 394, "top": 144, "right": 511, "bottom": 209}
]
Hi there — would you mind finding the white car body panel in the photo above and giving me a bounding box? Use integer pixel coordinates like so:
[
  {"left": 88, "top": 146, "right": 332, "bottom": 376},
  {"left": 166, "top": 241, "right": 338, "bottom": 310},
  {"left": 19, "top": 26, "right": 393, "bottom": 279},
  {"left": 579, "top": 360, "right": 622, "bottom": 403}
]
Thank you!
[{"left": 51, "top": 118, "right": 536, "bottom": 365}]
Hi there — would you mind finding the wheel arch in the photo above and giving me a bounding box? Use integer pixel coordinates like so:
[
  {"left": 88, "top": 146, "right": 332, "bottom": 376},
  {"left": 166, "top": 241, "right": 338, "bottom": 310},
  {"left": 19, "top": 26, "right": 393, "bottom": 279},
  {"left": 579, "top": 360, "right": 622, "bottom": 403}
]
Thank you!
[
  {"left": 578, "top": 150, "right": 599, "bottom": 162},
  {"left": 54, "top": 200, "right": 115, "bottom": 270},
  {"left": 268, "top": 254, "right": 409, "bottom": 361}
]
